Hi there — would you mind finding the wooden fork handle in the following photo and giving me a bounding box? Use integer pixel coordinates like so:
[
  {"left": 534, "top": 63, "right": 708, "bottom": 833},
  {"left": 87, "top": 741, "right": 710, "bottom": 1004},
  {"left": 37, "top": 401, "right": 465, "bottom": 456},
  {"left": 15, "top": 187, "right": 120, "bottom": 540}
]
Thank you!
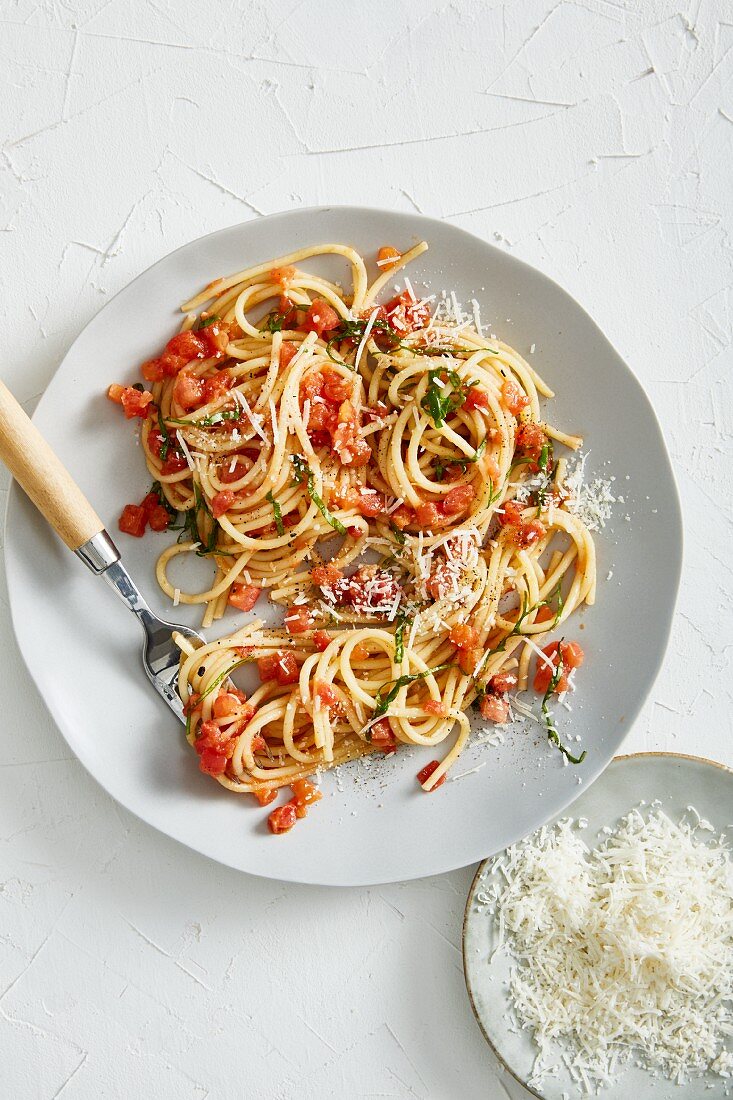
[{"left": 0, "top": 380, "right": 105, "bottom": 551}]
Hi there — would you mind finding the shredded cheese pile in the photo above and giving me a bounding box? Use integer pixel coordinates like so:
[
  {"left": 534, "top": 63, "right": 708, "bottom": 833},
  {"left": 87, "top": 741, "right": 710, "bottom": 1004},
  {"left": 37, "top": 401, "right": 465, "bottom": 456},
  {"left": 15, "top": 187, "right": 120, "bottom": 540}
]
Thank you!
[{"left": 481, "top": 806, "right": 733, "bottom": 1092}]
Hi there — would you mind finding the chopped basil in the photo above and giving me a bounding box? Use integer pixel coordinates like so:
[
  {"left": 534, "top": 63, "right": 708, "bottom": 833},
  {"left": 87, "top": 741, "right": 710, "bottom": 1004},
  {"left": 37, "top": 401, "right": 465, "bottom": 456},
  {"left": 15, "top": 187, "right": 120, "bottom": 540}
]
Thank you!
[
  {"left": 389, "top": 520, "right": 406, "bottom": 546},
  {"left": 394, "top": 614, "right": 410, "bottom": 664},
  {"left": 149, "top": 480, "right": 177, "bottom": 519},
  {"left": 435, "top": 437, "right": 487, "bottom": 481},
  {"left": 265, "top": 489, "right": 285, "bottom": 536},
  {"left": 264, "top": 309, "right": 288, "bottom": 333},
  {"left": 157, "top": 408, "right": 171, "bottom": 461},
  {"left": 420, "top": 368, "right": 466, "bottom": 427},
  {"left": 165, "top": 409, "right": 240, "bottom": 429},
  {"left": 541, "top": 645, "right": 586, "bottom": 764},
  {"left": 291, "top": 455, "right": 345, "bottom": 534},
  {"left": 197, "top": 314, "right": 220, "bottom": 329},
  {"left": 373, "top": 663, "right": 453, "bottom": 718},
  {"left": 171, "top": 483, "right": 229, "bottom": 557}
]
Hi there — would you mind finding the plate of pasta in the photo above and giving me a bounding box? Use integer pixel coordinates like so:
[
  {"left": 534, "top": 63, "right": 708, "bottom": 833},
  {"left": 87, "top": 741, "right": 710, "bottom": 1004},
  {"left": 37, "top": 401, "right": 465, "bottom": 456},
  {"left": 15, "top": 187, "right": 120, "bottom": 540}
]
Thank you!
[{"left": 4, "top": 207, "right": 682, "bottom": 884}]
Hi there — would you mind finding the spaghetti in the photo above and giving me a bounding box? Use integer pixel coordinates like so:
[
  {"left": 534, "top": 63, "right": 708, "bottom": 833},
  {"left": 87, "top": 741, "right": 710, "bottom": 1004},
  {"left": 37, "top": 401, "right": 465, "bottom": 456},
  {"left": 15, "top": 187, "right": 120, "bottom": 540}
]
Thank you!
[{"left": 109, "top": 241, "right": 595, "bottom": 833}]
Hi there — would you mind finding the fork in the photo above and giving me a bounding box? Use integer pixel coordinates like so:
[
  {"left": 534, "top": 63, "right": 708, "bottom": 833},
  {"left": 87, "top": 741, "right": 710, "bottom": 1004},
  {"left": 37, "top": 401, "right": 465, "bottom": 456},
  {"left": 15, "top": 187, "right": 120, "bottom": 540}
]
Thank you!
[{"left": 0, "top": 380, "right": 204, "bottom": 722}]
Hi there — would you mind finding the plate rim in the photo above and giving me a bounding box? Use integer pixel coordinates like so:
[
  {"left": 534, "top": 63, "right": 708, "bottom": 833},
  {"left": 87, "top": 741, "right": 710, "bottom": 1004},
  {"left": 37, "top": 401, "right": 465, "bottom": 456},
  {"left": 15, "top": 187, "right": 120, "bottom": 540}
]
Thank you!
[
  {"left": 3, "top": 205, "right": 685, "bottom": 885},
  {"left": 461, "top": 750, "right": 733, "bottom": 1096}
]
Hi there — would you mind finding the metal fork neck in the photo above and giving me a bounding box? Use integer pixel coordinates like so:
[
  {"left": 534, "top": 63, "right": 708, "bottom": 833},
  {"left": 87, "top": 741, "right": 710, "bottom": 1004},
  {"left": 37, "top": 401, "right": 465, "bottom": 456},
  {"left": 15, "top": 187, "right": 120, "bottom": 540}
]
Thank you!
[{"left": 76, "top": 531, "right": 156, "bottom": 624}]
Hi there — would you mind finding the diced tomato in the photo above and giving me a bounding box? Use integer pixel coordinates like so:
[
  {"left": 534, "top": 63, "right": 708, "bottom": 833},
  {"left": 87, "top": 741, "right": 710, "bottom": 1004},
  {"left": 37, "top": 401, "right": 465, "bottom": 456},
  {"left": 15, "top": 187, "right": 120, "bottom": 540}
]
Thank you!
[
  {"left": 311, "top": 563, "right": 343, "bottom": 587},
  {"left": 457, "top": 648, "right": 480, "bottom": 675},
  {"left": 322, "top": 369, "right": 352, "bottom": 403},
  {"left": 141, "top": 358, "right": 165, "bottom": 383},
  {"left": 390, "top": 504, "right": 416, "bottom": 530},
  {"left": 479, "top": 693, "right": 510, "bottom": 724},
  {"left": 370, "top": 719, "right": 396, "bottom": 753},
  {"left": 384, "top": 290, "right": 430, "bottom": 334},
  {"left": 303, "top": 299, "right": 340, "bottom": 337},
  {"left": 195, "top": 719, "right": 230, "bottom": 751},
  {"left": 533, "top": 641, "right": 585, "bottom": 695},
  {"left": 270, "top": 266, "right": 296, "bottom": 284},
  {"left": 280, "top": 341, "right": 298, "bottom": 368},
  {"left": 426, "top": 574, "right": 443, "bottom": 600},
  {"left": 278, "top": 295, "right": 301, "bottom": 328},
  {"left": 328, "top": 565, "right": 402, "bottom": 614},
  {"left": 515, "top": 421, "right": 547, "bottom": 462},
  {"left": 143, "top": 325, "right": 231, "bottom": 382},
  {"left": 284, "top": 605, "right": 312, "bottom": 635},
  {"left": 257, "top": 651, "right": 301, "bottom": 686},
  {"left": 313, "top": 629, "right": 332, "bottom": 651},
  {"left": 201, "top": 371, "right": 234, "bottom": 405},
  {"left": 513, "top": 518, "right": 546, "bottom": 549},
  {"left": 307, "top": 402, "right": 336, "bottom": 433},
  {"left": 165, "top": 330, "right": 207, "bottom": 363},
  {"left": 220, "top": 457, "right": 251, "bottom": 484},
  {"left": 199, "top": 323, "right": 231, "bottom": 359},
  {"left": 347, "top": 525, "right": 362, "bottom": 539},
  {"left": 377, "top": 245, "right": 401, "bottom": 268},
  {"left": 362, "top": 400, "right": 389, "bottom": 424},
  {"left": 332, "top": 400, "right": 371, "bottom": 467},
  {"left": 118, "top": 503, "right": 147, "bottom": 538},
  {"left": 535, "top": 605, "right": 554, "bottom": 624},
  {"left": 211, "top": 489, "right": 237, "bottom": 518},
  {"left": 161, "top": 355, "right": 189, "bottom": 378},
  {"left": 162, "top": 448, "right": 188, "bottom": 475},
  {"left": 199, "top": 748, "right": 228, "bottom": 776},
  {"left": 489, "top": 670, "right": 518, "bottom": 693},
  {"left": 415, "top": 502, "right": 444, "bottom": 529},
  {"left": 423, "top": 698, "right": 447, "bottom": 717},
  {"left": 211, "top": 692, "right": 243, "bottom": 719},
  {"left": 148, "top": 503, "right": 172, "bottom": 531},
  {"left": 141, "top": 491, "right": 171, "bottom": 534},
  {"left": 416, "top": 760, "right": 446, "bottom": 790},
  {"left": 314, "top": 681, "right": 341, "bottom": 711},
  {"left": 334, "top": 485, "right": 384, "bottom": 518},
  {"left": 415, "top": 484, "right": 476, "bottom": 531},
  {"left": 442, "top": 483, "right": 476, "bottom": 516},
  {"left": 497, "top": 501, "right": 526, "bottom": 527},
  {"left": 228, "top": 583, "right": 261, "bottom": 612},
  {"left": 251, "top": 734, "right": 267, "bottom": 753},
  {"left": 108, "top": 384, "right": 155, "bottom": 419},
  {"left": 291, "top": 778, "right": 322, "bottom": 813},
  {"left": 351, "top": 642, "right": 369, "bottom": 660},
  {"left": 147, "top": 427, "right": 188, "bottom": 475},
  {"left": 172, "top": 372, "right": 205, "bottom": 411},
  {"left": 463, "top": 386, "right": 490, "bottom": 411},
  {"left": 449, "top": 624, "right": 480, "bottom": 650},
  {"left": 563, "top": 641, "right": 584, "bottom": 669},
  {"left": 501, "top": 379, "right": 530, "bottom": 415},
  {"left": 253, "top": 787, "right": 277, "bottom": 806},
  {"left": 234, "top": 645, "right": 254, "bottom": 658},
  {"left": 268, "top": 802, "right": 297, "bottom": 834}
]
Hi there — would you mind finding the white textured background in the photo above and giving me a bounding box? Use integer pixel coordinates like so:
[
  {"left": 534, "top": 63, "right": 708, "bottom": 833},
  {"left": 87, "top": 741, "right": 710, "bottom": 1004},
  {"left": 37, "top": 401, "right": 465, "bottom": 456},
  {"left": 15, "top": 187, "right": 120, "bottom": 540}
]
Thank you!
[{"left": 1, "top": 2, "right": 731, "bottom": 1097}]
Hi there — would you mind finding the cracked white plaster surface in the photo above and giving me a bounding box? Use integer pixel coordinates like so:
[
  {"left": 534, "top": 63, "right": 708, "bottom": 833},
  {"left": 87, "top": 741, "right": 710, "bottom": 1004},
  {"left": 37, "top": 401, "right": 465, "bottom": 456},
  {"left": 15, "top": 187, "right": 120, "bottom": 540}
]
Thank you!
[{"left": 0, "top": 1, "right": 731, "bottom": 1097}]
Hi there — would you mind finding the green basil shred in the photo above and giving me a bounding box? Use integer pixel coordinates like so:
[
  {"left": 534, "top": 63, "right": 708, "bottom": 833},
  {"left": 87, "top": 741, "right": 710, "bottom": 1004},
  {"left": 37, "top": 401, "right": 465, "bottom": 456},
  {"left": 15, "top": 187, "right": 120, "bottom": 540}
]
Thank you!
[
  {"left": 373, "top": 663, "right": 453, "bottom": 718},
  {"left": 291, "top": 455, "right": 346, "bottom": 535},
  {"left": 541, "top": 644, "right": 586, "bottom": 764},
  {"left": 265, "top": 490, "right": 285, "bottom": 536}
]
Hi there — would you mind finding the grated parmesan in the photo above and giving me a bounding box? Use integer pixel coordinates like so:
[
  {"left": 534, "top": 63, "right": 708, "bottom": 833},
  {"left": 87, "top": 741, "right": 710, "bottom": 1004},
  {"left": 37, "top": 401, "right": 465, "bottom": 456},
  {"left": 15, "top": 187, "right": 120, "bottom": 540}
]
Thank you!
[
  {"left": 565, "top": 453, "right": 617, "bottom": 532},
  {"left": 483, "top": 806, "right": 733, "bottom": 1091}
]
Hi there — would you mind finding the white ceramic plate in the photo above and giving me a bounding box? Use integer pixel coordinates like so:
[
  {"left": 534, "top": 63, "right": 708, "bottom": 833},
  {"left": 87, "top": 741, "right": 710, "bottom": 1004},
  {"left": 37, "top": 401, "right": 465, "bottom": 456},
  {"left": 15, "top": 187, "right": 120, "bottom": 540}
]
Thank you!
[
  {"left": 463, "top": 752, "right": 733, "bottom": 1098},
  {"left": 4, "top": 207, "right": 683, "bottom": 886}
]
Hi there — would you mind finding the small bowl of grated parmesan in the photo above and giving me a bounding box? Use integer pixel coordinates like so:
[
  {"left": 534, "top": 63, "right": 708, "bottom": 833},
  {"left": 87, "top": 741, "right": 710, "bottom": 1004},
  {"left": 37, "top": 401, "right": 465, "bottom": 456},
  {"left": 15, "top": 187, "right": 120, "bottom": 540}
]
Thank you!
[{"left": 463, "top": 752, "right": 733, "bottom": 1099}]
